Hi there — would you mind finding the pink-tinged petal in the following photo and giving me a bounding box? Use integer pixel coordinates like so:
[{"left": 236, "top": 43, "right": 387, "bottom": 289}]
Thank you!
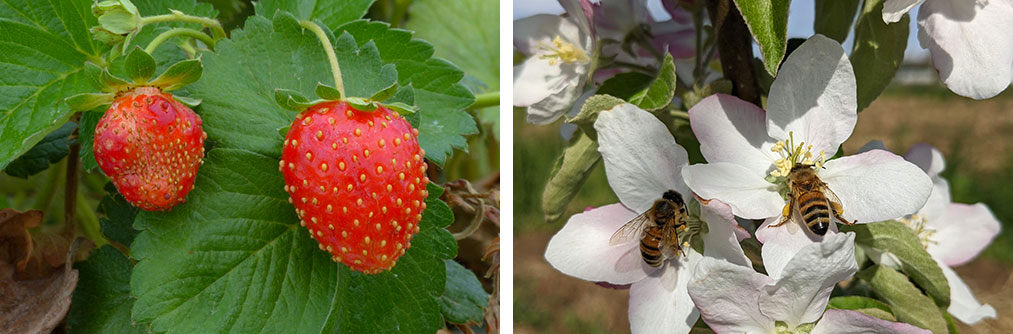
[
  {"left": 682, "top": 162, "right": 784, "bottom": 219},
  {"left": 688, "top": 257, "right": 775, "bottom": 333},
  {"left": 918, "top": 0, "right": 1013, "bottom": 99},
  {"left": 628, "top": 252, "right": 700, "bottom": 334},
  {"left": 918, "top": 179, "right": 951, "bottom": 221},
  {"left": 756, "top": 217, "right": 838, "bottom": 279},
  {"left": 596, "top": 103, "right": 690, "bottom": 212},
  {"left": 927, "top": 203, "right": 1001, "bottom": 266},
  {"left": 939, "top": 259, "right": 997, "bottom": 324},
  {"left": 559, "top": 0, "right": 595, "bottom": 40},
  {"left": 513, "top": 57, "right": 566, "bottom": 107},
  {"left": 904, "top": 143, "right": 946, "bottom": 179},
  {"left": 545, "top": 203, "right": 657, "bottom": 284},
  {"left": 700, "top": 199, "right": 751, "bottom": 267},
  {"left": 812, "top": 309, "right": 931, "bottom": 334},
  {"left": 767, "top": 35, "right": 858, "bottom": 156},
  {"left": 882, "top": 0, "right": 926, "bottom": 23},
  {"left": 820, "top": 150, "right": 932, "bottom": 223},
  {"left": 760, "top": 233, "right": 858, "bottom": 327},
  {"left": 690, "top": 94, "right": 778, "bottom": 173}
]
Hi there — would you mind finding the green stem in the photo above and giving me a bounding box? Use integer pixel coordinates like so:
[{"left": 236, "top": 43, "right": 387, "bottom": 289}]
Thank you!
[
  {"left": 145, "top": 27, "right": 215, "bottom": 54},
  {"left": 140, "top": 10, "right": 227, "bottom": 40},
  {"left": 299, "top": 20, "right": 345, "bottom": 98},
  {"left": 670, "top": 110, "right": 690, "bottom": 121},
  {"left": 389, "top": 0, "right": 414, "bottom": 27},
  {"left": 470, "top": 92, "right": 499, "bottom": 110},
  {"left": 76, "top": 191, "right": 108, "bottom": 247},
  {"left": 30, "top": 161, "right": 63, "bottom": 211},
  {"left": 179, "top": 38, "right": 198, "bottom": 58}
]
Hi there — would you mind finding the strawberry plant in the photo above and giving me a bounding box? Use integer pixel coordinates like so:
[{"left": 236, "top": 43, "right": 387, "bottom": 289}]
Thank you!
[{"left": 0, "top": 0, "right": 498, "bottom": 333}]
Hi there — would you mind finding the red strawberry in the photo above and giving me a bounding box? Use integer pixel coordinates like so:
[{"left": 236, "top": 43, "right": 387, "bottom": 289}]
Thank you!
[
  {"left": 279, "top": 101, "right": 429, "bottom": 274},
  {"left": 93, "top": 87, "right": 206, "bottom": 211}
]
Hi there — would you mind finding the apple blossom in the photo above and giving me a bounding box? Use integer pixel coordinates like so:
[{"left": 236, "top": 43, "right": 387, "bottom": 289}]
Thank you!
[
  {"left": 680, "top": 35, "right": 932, "bottom": 251},
  {"left": 514, "top": 0, "right": 596, "bottom": 125},
  {"left": 544, "top": 102, "right": 749, "bottom": 334},
  {"left": 882, "top": 0, "right": 1013, "bottom": 99},
  {"left": 688, "top": 232, "right": 931, "bottom": 334}
]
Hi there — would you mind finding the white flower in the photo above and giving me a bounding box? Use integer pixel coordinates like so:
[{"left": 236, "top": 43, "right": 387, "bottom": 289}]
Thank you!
[
  {"left": 513, "top": 0, "right": 595, "bottom": 125},
  {"left": 862, "top": 142, "right": 1001, "bottom": 324},
  {"left": 680, "top": 35, "right": 932, "bottom": 251},
  {"left": 689, "top": 232, "right": 931, "bottom": 334},
  {"left": 883, "top": 0, "right": 1013, "bottom": 99},
  {"left": 544, "top": 103, "right": 749, "bottom": 334}
]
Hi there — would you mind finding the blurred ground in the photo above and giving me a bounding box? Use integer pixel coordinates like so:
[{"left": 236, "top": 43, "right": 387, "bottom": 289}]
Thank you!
[{"left": 514, "top": 87, "right": 1013, "bottom": 333}]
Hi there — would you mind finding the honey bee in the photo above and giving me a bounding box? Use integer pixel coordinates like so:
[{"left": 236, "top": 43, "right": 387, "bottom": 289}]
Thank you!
[
  {"left": 770, "top": 165, "right": 855, "bottom": 235},
  {"left": 609, "top": 190, "right": 688, "bottom": 267}
]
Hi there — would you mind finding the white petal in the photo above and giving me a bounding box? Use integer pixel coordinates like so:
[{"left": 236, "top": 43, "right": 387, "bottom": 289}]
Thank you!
[
  {"left": 927, "top": 203, "right": 1001, "bottom": 266},
  {"left": 903, "top": 143, "right": 946, "bottom": 178},
  {"left": 628, "top": 252, "right": 700, "bottom": 334},
  {"left": 689, "top": 94, "right": 778, "bottom": 174},
  {"left": 545, "top": 204, "right": 656, "bottom": 284},
  {"left": 513, "top": 57, "right": 566, "bottom": 107},
  {"left": 700, "top": 199, "right": 751, "bottom": 267},
  {"left": 939, "top": 259, "right": 997, "bottom": 324},
  {"left": 682, "top": 162, "right": 784, "bottom": 219},
  {"left": 918, "top": 0, "right": 1013, "bottom": 99},
  {"left": 756, "top": 217, "right": 838, "bottom": 279},
  {"left": 882, "top": 0, "right": 926, "bottom": 23},
  {"left": 524, "top": 73, "right": 585, "bottom": 125},
  {"left": 918, "top": 179, "right": 952, "bottom": 221},
  {"left": 820, "top": 150, "right": 933, "bottom": 223},
  {"left": 513, "top": 14, "right": 582, "bottom": 55},
  {"left": 767, "top": 35, "right": 858, "bottom": 156},
  {"left": 760, "top": 233, "right": 858, "bottom": 327},
  {"left": 688, "top": 257, "right": 775, "bottom": 333},
  {"left": 812, "top": 309, "right": 932, "bottom": 334},
  {"left": 596, "top": 103, "right": 690, "bottom": 212}
]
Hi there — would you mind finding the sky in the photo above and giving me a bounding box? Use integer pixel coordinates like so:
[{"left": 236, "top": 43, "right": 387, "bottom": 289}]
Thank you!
[{"left": 513, "top": 0, "right": 930, "bottom": 61}]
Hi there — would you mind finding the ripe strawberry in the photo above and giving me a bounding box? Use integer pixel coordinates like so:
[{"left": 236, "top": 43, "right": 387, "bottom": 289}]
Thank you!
[
  {"left": 279, "top": 101, "right": 429, "bottom": 274},
  {"left": 93, "top": 87, "right": 206, "bottom": 211}
]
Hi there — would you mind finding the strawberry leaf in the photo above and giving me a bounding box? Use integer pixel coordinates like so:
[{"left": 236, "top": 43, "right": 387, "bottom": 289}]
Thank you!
[
  {"left": 67, "top": 246, "right": 147, "bottom": 334},
  {"left": 332, "top": 31, "right": 398, "bottom": 99},
  {"left": 97, "top": 183, "right": 140, "bottom": 247},
  {"left": 3, "top": 122, "right": 77, "bottom": 179},
  {"left": 254, "top": 0, "right": 376, "bottom": 30},
  {"left": 439, "top": 260, "right": 489, "bottom": 325},
  {"left": 129, "top": 148, "right": 456, "bottom": 334},
  {"left": 78, "top": 111, "right": 103, "bottom": 171}
]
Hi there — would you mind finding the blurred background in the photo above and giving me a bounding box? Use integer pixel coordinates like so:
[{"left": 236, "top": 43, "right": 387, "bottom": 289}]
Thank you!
[{"left": 514, "top": 1, "right": 1013, "bottom": 333}]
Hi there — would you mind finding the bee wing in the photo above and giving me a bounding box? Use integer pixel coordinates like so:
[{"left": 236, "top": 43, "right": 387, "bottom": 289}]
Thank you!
[
  {"left": 609, "top": 212, "right": 651, "bottom": 246},
  {"left": 790, "top": 195, "right": 805, "bottom": 225},
  {"left": 659, "top": 223, "right": 681, "bottom": 257},
  {"left": 819, "top": 183, "right": 848, "bottom": 220}
]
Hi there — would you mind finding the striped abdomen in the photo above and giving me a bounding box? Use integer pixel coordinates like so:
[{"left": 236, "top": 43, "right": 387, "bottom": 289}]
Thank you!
[
  {"left": 798, "top": 191, "right": 831, "bottom": 235},
  {"left": 639, "top": 226, "right": 666, "bottom": 267}
]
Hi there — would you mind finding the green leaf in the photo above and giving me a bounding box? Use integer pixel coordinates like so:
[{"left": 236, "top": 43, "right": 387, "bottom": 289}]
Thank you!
[
  {"left": 628, "top": 53, "right": 677, "bottom": 110},
  {"left": 439, "top": 260, "right": 489, "bottom": 325},
  {"left": 336, "top": 21, "right": 478, "bottom": 165},
  {"left": 841, "top": 221, "right": 950, "bottom": 307},
  {"left": 733, "top": 0, "right": 790, "bottom": 75},
  {"left": 129, "top": 148, "right": 456, "bottom": 334},
  {"left": 274, "top": 88, "right": 315, "bottom": 111},
  {"left": 568, "top": 94, "right": 626, "bottom": 127},
  {"left": 66, "top": 92, "right": 116, "bottom": 112},
  {"left": 148, "top": 59, "right": 203, "bottom": 91},
  {"left": 315, "top": 83, "right": 342, "bottom": 100},
  {"left": 124, "top": 47, "right": 157, "bottom": 84},
  {"left": 124, "top": 0, "right": 218, "bottom": 69},
  {"left": 331, "top": 32, "right": 399, "bottom": 99},
  {"left": 370, "top": 82, "right": 399, "bottom": 102},
  {"left": 79, "top": 111, "right": 103, "bottom": 171},
  {"left": 97, "top": 183, "right": 140, "bottom": 247},
  {"left": 67, "top": 246, "right": 146, "bottom": 334},
  {"left": 597, "top": 72, "right": 654, "bottom": 101},
  {"left": 254, "top": 0, "right": 375, "bottom": 30},
  {"left": 827, "top": 296, "right": 896, "bottom": 321},
  {"left": 405, "top": 0, "right": 499, "bottom": 94},
  {"left": 3, "top": 122, "right": 77, "bottom": 179},
  {"left": 857, "top": 265, "right": 949, "bottom": 334},
  {"left": 851, "top": 0, "right": 908, "bottom": 111},
  {"left": 0, "top": 1, "right": 107, "bottom": 170},
  {"left": 542, "top": 130, "right": 601, "bottom": 224},
  {"left": 814, "top": 0, "right": 860, "bottom": 43}
]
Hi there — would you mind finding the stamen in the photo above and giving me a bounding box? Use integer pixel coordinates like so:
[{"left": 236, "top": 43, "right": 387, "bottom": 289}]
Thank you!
[{"left": 537, "top": 35, "right": 590, "bottom": 65}]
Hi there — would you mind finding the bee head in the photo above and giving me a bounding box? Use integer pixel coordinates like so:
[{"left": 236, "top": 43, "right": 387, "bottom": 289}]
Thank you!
[{"left": 661, "top": 190, "right": 684, "bottom": 206}]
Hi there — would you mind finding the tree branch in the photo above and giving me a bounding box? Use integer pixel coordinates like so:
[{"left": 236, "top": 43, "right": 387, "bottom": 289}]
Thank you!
[{"left": 707, "top": 0, "right": 761, "bottom": 106}]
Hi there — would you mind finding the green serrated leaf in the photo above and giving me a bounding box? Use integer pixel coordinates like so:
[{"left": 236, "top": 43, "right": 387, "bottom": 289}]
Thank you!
[
  {"left": 629, "top": 53, "right": 677, "bottom": 110},
  {"left": 124, "top": 47, "right": 157, "bottom": 84},
  {"left": 346, "top": 97, "right": 378, "bottom": 111},
  {"left": 841, "top": 221, "right": 950, "bottom": 307},
  {"left": 597, "top": 72, "right": 654, "bottom": 101},
  {"left": 98, "top": 183, "right": 140, "bottom": 247},
  {"left": 67, "top": 246, "right": 146, "bottom": 334},
  {"left": 254, "top": 0, "right": 375, "bottom": 30},
  {"left": 827, "top": 296, "right": 896, "bottom": 321},
  {"left": 3, "top": 122, "right": 77, "bottom": 179},
  {"left": 568, "top": 94, "right": 626, "bottom": 126},
  {"left": 129, "top": 148, "right": 456, "bottom": 334},
  {"left": 406, "top": 0, "right": 498, "bottom": 96},
  {"left": 851, "top": 0, "right": 908, "bottom": 111},
  {"left": 66, "top": 93, "right": 116, "bottom": 112},
  {"left": 274, "top": 88, "right": 315, "bottom": 111},
  {"left": 0, "top": 1, "right": 107, "bottom": 170},
  {"left": 814, "top": 0, "right": 861, "bottom": 43},
  {"left": 337, "top": 21, "right": 478, "bottom": 165},
  {"left": 149, "top": 59, "right": 203, "bottom": 91},
  {"left": 733, "top": 0, "right": 790, "bottom": 75},
  {"left": 439, "top": 260, "right": 489, "bottom": 324},
  {"left": 79, "top": 111, "right": 103, "bottom": 171},
  {"left": 857, "top": 265, "right": 949, "bottom": 334},
  {"left": 370, "top": 82, "right": 398, "bottom": 102},
  {"left": 332, "top": 31, "right": 399, "bottom": 99},
  {"left": 315, "top": 83, "right": 342, "bottom": 100},
  {"left": 542, "top": 130, "right": 601, "bottom": 224}
]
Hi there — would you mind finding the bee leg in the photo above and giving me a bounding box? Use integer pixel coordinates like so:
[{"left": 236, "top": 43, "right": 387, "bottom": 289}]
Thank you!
[
  {"left": 768, "top": 202, "right": 793, "bottom": 228},
  {"left": 830, "top": 202, "right": 857, "bottom": 225}
]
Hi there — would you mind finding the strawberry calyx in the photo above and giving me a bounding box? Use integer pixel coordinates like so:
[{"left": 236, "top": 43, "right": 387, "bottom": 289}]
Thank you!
[
  {"left": 66, "top": 47, "right": 202, "bottom": 112},
  {"left": 273, "top": 82, "right": 418, "bottom": 120}
]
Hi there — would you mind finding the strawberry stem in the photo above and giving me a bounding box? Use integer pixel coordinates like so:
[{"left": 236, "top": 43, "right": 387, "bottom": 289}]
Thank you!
[
  {"left": 144, "top": 27, "right": 215, "bottom": 54},
  {"left": 299, "top": 20, "right": 346, "bottom": 98},
  {"left": 140, "top": 10, "right": 227, "bottom": 40},
  {"left": 64, "top": 138, "right": 80, "bottom": 228},
  {"left": 470, "top": 92, "right": 499, "bottom": 110}
]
